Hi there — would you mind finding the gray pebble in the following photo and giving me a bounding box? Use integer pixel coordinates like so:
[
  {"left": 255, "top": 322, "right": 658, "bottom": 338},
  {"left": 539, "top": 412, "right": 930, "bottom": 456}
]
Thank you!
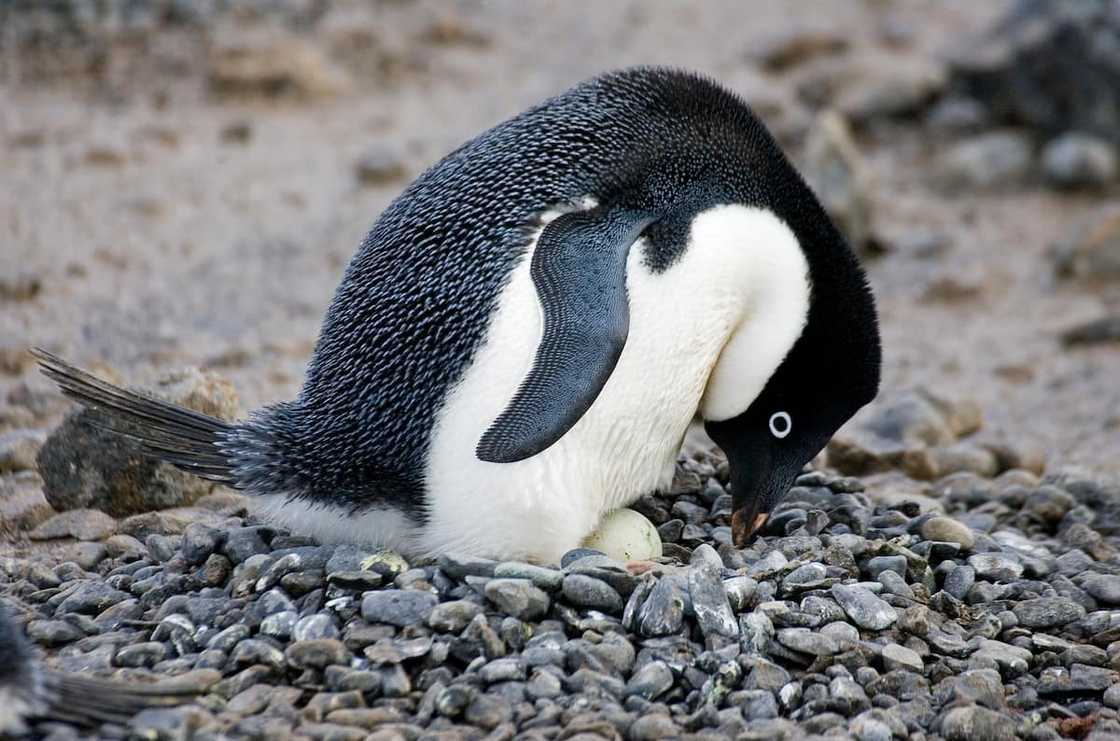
[
  {"left": 625, "top": 660, "right": 674, "bottom": 700},
  {"left": 483, "top": 578, "right": 550, "bottom": 621},
  {"left": 561, "top": 574, "right": 624, "bottom": 614},
  {"left": 689, "top": 562, "right": 739, "bottom": 638},
  {"left": 968, "top": 553, "right": 1023, "bottom": 582},
  {"left": 361, "top": 590, "right": 438, "bottom": 628},
  {"left": 831, "top": 584, "right": 898, "bottom": 630},
  {"left": 293, "top": 613, "right": 339, "bottom": 641},
  {"left": 493, "top": 562, "right": 564, "bottom": 591},
  {"left": 638, "top": 578, "right": 686, "bottom": 637}
]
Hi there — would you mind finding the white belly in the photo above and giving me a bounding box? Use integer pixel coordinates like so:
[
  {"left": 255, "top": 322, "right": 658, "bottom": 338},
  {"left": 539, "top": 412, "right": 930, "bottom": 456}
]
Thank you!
[{"left": 421, "top": 203, "right": 808, "bottom": 562}]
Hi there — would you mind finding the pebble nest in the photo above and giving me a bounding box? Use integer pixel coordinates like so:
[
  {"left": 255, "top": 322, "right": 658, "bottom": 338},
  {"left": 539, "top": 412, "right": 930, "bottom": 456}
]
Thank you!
[{"left": 4, "top": 451, "right": 1120, "bottom": 741}]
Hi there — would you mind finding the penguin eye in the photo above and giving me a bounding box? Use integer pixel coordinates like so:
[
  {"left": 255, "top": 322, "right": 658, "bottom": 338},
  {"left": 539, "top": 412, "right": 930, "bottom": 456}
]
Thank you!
[{"left": 769, "top": 411, "right": 792, "bottom": 439}]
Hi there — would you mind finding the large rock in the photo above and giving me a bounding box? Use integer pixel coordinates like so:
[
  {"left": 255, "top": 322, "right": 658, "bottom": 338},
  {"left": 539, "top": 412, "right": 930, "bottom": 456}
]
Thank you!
[
  {"left": 37, "top": 365, "right": 239, "bottom": 517},
  {"left": 946, "top": 0, "right": 1120, "bottom": 143}
]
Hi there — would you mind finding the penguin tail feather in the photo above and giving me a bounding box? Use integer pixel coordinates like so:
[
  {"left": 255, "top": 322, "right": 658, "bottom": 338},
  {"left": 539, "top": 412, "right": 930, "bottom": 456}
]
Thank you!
[
  {"left": 36, "top": 670, "right": 206, "bottom": 727},
  {"left": 30, "top": 348, "right": 238, "bottom": 487}
]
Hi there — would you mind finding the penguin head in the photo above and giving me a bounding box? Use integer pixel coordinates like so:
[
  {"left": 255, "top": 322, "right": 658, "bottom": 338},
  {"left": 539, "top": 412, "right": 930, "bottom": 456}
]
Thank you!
[{"left": 704, "top": 202, "right": 881, "bottom": 547}]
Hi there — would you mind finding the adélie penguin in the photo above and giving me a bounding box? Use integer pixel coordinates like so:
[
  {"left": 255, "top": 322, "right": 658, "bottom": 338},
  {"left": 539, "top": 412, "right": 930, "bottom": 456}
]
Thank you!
[{"left": 33, "top": 67, "right": 881, "bottom": 564}]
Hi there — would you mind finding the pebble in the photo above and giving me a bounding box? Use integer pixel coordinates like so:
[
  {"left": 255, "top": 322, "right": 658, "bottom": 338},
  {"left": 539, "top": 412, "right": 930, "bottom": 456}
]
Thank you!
[
  {"left": 919, "top": 516, "right": 975, "bottom": 549},
  {"left": 561, "top": 574, "right": 623, "bottom": 614},
  {"left": 1012, "top": 597, "right": 1086, "bottom": 628},
  {"left": 968, "top": 553, "right": 1024, "bottom": 582},
  {"left": 1041, "top": 132, "right": 1117, "bottom": 189},
  {"left": 11, "top": 438, "right": 1120, "bottom": 739},
  {"left": 882, "top": 643, "right": 923, "bottom": 672},
  {"left": 625, "top": 660, "right": 674, "bottom": 700},
  {"left": 941, "top": 705, "right": 1016, "bottom": 741},
  {"left": 483, "top": 579, "right": 550, "bottom": 621},
  {"left": 688, "top": 561, "right": 739, "bottom": 638},
  {"left": 831, "top": 584, "right": 898, "bottom": 630},
  {"left": 638, "top": 577, "right": 686, "bottom": 637},
  {"left": 1082, "top": 574, "right": 1120, "bottom": 605},
  {"left": 360, "top": 590, "right": 438, "bottom": 628}
]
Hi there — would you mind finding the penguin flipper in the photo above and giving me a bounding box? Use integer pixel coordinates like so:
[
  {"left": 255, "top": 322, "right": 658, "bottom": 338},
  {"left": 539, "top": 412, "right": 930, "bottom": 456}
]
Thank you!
[{"left": 477, "top": 207, "right": 652, "bottom": 463}]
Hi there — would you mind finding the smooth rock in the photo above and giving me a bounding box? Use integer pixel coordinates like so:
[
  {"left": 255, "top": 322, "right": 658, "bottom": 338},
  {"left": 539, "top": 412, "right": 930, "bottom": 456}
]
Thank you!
[
  {"left": 831, "top": 584, "right": 898, "bottom": 630},
  {"left": 360, "top": 590, "right": 438, "bottom": 628}
]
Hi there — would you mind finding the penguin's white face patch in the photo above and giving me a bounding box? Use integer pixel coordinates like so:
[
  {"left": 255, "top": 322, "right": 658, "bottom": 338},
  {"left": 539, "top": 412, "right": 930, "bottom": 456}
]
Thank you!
[
  {"left": 698, "top": 206, "right": 811, "bottom": 422},
  {"left": 769, "top": 410, "right": 792, "bottom": 438}
]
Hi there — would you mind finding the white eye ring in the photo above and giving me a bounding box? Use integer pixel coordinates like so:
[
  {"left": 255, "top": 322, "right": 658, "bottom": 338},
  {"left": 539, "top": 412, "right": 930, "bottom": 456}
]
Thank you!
[{"left": 769, "top": 411, "right": 792, "bottom": 439}]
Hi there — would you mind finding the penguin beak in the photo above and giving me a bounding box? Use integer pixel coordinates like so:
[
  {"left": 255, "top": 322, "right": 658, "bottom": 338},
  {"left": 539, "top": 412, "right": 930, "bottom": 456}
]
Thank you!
[
  {"left": 726, "top": 448, "right": 799, "bottom": 548},
  {"left": 731, "top": 506, "right": 769, "bottom": 547}
]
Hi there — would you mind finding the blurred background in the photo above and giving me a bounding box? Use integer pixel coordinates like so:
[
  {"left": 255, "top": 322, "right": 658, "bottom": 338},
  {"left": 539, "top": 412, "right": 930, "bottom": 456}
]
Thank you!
[{"left": 1, "top": 0, "right": 1118, "bottom": 521}]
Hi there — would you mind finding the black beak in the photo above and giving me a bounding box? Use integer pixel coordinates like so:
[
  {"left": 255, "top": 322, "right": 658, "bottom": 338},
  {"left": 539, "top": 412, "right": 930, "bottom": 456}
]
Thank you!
[{"left": 727, "top": 447, "right": 799, "bottom": 548}]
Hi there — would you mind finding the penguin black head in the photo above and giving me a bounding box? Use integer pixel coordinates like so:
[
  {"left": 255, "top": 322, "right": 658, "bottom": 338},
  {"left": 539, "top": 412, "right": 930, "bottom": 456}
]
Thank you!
[{"left": 704, "top": 191, "right": 881, "bottom": 546}]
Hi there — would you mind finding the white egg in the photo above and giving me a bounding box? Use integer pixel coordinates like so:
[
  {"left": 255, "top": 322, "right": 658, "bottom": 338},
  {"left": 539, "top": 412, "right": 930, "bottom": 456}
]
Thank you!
[{"left": 581, "top": 508, "right": 663, "bottom": 562}]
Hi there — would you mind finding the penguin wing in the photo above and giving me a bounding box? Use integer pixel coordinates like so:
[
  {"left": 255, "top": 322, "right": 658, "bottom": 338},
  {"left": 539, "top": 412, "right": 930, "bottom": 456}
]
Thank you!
[{"left": 476, "top": 207, "right": 652, "bottom": 463}]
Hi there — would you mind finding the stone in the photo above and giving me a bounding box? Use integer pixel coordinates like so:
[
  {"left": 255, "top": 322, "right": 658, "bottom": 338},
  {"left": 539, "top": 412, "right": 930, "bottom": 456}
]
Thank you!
[
  {"left": 744, "top": 658, "right": 791, "bottom": 691},
  {"left": 1042, "top": 132, "right": 1117, "bottom": 188},
  {"left": 1082, "top": 574, "right": 1120, "bottom": 605},
  {"left": 57, "top": 581, "right": 130, "bottom": 615},
  {"left": 483, "top": 579, "right": 550, "bottom": 621},
  {"left": 968, "top": 553, "right": 1023, "bottom": 582},
  {"left": 802, "top": 110, "right": 874, "bottom": 252},
  {"left": 0, "top": 430, "right": 45, "bottom": 473},
  {"left": 638, "top": 577, "right": 686, "bottom": 637},
  {"left": 29, "top": 509, "right": 117, "bottom": 541},
  {"left": 37, "top": 366, "right": 239, "bottom": 516},
  {"left": 1061, "top": 315, "right": 1120, "bottom": 346},
  {"left": 940, "top": 705, "right": 1016, "bottom": 741},
  {"left": 360, "top": 590, "right": 438, "bottom": 628},
  {"left": 689, "top": 562, "right": 739, "bottom": 638},
  {"left": 882, "top": 643, "right": 923, "bottom": 673},
  {"left": 625, "top": 660, "right": 674, "bottom": 700},
  {"left": 293, "top": 614, "right": 340, "bottom": 642},
  {"left": 561, "top": 574, "right": 623, "bottom": 614},
  {"left": 209, "top": 32, "right": 352, "bottom": 99},
  {"left": 777, "top": 628, "right": 839, "bottom": 657},
  {"left": 831, "top": 584, "right": 898, "bottom": 630},
  {"left": 1053, "top": 206, "right": 1120, "bottom": 284},
  {"left": 286, "top": 639, "right": 350, "bottom": 669},
  {"left": 919, "top": 517, "right": 975, "bottom": 549},
  {"left": 1038, "top": 663, "right": 1117, "bottom": 694},
  {"left": 27, "top": 619, "right": 84, "bottom": 646},
  {"left": 865, "top": 556, "right": 906, "bottom": 579},
  {"left": 935, "top": 131, "right": 1033, "bottom": 190},
  {"left": 355, "top": 146, "right": 407, "bottom": 186},
  {"left": 493, "top": 562, "right": 564, "bottom": 591},
  {"left": 1012, "top": 597, "right": 1086, "bottom": 628},
  {"left": 428, "top": 600, "right": 484, "bottom": 633},
  {"left": 753, "top": 27, "right": 848, "bottom": 71}
]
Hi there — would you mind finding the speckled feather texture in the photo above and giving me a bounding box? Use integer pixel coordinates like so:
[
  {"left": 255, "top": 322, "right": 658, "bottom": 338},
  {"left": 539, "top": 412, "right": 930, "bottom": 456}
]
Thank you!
[
  {"left": 476, "top": 207, "right": 654, "bottom": 463},
  {"left": 225, "top": 66, "right": 868, "bottom": 518},
  {"left": 34, "top": 66, "right": 878, "bottom": 556}
]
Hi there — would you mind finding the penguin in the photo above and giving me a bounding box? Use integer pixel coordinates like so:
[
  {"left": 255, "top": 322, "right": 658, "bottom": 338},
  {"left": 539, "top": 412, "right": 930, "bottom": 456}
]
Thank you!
[
  {"left": 34, "top": 67, "right": 880, "bottom": 565},
  {"left": 0, "top": 601, "right": 201, "bottom": 735}
]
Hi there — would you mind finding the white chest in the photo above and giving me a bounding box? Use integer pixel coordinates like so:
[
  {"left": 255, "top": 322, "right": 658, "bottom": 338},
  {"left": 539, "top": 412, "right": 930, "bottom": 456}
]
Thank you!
[{"left": 421, "top": 204, "right": 809, "bottom": 562}]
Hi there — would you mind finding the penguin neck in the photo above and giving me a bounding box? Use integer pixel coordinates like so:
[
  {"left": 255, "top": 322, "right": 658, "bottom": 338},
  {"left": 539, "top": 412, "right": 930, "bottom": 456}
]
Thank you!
[{"left": 697, "top": 204, "right": 811, "bottom": 422}]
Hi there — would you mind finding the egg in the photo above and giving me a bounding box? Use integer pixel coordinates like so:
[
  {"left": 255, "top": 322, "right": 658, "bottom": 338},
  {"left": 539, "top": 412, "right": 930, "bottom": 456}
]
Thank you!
[{"left": 581, "top": 508, "right": 663, "bottom": 562}]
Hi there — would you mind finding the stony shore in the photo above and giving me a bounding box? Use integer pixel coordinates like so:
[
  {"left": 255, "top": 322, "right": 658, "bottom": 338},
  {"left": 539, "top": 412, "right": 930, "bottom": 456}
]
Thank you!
[{"left": 3, "top": 407, "right": 1120, "bottom": 739}]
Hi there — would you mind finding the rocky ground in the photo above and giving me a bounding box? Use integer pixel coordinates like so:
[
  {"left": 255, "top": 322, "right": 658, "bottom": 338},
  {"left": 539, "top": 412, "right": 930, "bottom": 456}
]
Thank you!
[{"left": 2, "top": 1, "right": 1120, "bottom": 739}]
